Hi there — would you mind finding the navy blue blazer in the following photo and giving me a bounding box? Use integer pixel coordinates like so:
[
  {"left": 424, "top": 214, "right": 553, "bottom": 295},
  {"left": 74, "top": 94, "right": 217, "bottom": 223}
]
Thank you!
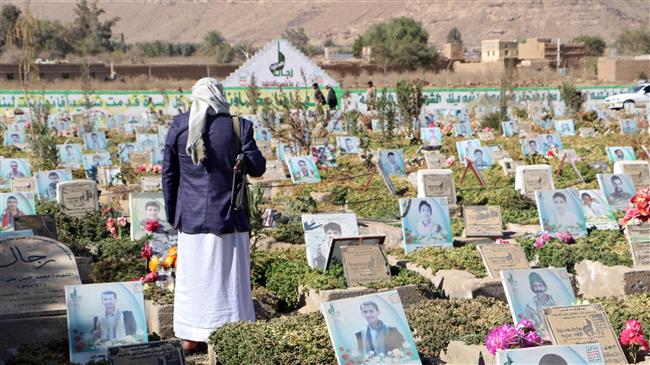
[{"left": 162, "top": 112, "right": 266, "bottom": 234}]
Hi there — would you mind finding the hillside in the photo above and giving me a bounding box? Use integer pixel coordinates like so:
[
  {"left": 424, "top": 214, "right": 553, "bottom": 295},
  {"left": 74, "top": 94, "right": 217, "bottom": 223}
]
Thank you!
[{"left": 13, "top": 0, "right": 650, "bottom": 47}]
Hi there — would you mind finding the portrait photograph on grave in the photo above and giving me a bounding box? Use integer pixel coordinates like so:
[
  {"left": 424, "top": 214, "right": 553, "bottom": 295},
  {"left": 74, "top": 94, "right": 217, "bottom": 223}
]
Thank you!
[
  {"left": 129, "top": 192, "right": 174, "bottom": 241},
  {"left": 254, "top": 127, "right": 273, "bottom": 142},
  {"left": 476, "top": 243, "right": 529, "bottom": 278},
  {"left": 321, "top": 290, "right": 421, "bottom": 365},
  {"left": 416, "top": 169, "right": 456, "bottom": 204},
  {"left": 1, "top": 158, "right": 32, "bottom": 188},
  {"left": 620, "top": 119, "right": 639, "bottom": 135},
  {"left": 377, "top": 160, "right": 397, "bottom": 195},
  {"left": 287, "top": 156, "right": 321, "bottom": 184},
  {"left": 371, "top": 119, "right": 383, "bottom": 132},
  {"left": 99, "top": 167, "right": 123, "bottom": 187},
  {"left": 554, "top": 119, "right": 575, "bottom": 136},
  {"left": 453, "top": 122, "right": 473, "bottom": 137},
  {"left": 0, "top": 192, "right": 36, "bottom": 230},
  {"left": 606, "top": 146, "right": 636, "bottom": 162},
  {"left": 378, "top": 149, "right": 406, "bottom": 177},
  {"left": 83, "top": 132, "right": 108, "bottom": 150},
  {"left": 3, "top": 129, "right": 26, "bottom": 147},
  {"left": 520, "top": 137, "right": 542, "bottom": 156},
  {"left": 495, "top": 344, "right": 606, "bottom": 365},
  {"left": 302, "top": 213, "right": 358, "bottom": 270},
  {"left": 118, "top": 143, "right": 143, "bottom": 163},
  {"left": 501, "top": 268, "right": 576, "bottom": 340},
  {"left": 340, "top": 245, "right": 391, "bottom": 287},
  {"left": 540, "top": 133, "right": 564, "bottom": 154},
  {"left": 151, "top": 146, "right": 165, "bottom": 165},
  {"left": 578, "top": 190, "right": 617, "bottom": 230},
  {"left": 326, "top": 234, "right": 386, "bottom": 269},
  {"left": 276, "top": 143, "right": 297, "bottom": 161},
  {"left": 501, "top": 121, "right": 519, "bottom": 137},
  {"left": 333, "top": 136, "right": 358, "bottom": 155},
  {"left": 58, "top": 144, "right": 84, "bottom": 168},
  {"left": 463, "top": 205, "right": 502, "bottom": 237},
  {"left": 456, "top": 139, "right": 480, "bottom": 162},
  {"left": 311, "top": 144, "right": 337, "bottom": 167},
  {"left": 399, "top": 197, "right": 452, "bottom": 253},
  {"left": 543, "top": 304, "right": 628, "bottom": 365},
  {"left": 420, "top": 127, "right": 442, "bottom": 146},
  {"left": 535, "top": 189, "right": 587, "bottom": 236},
  {"left": 65, "top": 281, "right": 148, "bottom": 364},
  {"left": 597, "top": 173, "right": 637, "bottom": 211},
  {"left": 135, "top": 133, "right": 160, "bottom": 151},
  {"left": 83, "top": 152, "right": 113, "bottom": 171},
  {"left": 465, "top": 146, "right": 492, "bottom": 170},
  {"left": 36, "top": 169, "right": 73, "bottom": 201}
]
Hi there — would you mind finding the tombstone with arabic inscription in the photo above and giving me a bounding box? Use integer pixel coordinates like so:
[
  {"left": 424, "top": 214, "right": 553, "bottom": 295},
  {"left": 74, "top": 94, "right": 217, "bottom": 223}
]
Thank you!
[{"left": 0, "top": 236, "right": 81, "bottom": 353}]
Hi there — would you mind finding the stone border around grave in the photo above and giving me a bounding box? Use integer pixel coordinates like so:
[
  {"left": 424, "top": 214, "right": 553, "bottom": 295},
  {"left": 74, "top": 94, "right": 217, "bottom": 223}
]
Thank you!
[
  {"left": 575, "top": 259, "right": 650, "bottom": 298},
  {"left": 145, "top": 300, "right": 175, "bottom": 339}
]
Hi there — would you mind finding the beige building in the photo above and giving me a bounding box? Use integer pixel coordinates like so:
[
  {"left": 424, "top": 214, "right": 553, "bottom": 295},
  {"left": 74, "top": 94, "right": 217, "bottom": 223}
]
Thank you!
[
  {"left": 481, "top": 39, "right": 518, "bottom": 63},
  {"left": 518, "top": 38, "right": 586, "bottom": 70},
  {"left": 442, "top": 43, "right": 464, "bottom": 61},
  {"left": 598, "top": 56, "right": 650, "bottom": 82}
]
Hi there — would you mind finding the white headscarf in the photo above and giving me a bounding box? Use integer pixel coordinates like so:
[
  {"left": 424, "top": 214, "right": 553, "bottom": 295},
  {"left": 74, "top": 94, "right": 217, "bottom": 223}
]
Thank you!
[{"left": 186, "top": 77, "right": 230, "bottom": 165}]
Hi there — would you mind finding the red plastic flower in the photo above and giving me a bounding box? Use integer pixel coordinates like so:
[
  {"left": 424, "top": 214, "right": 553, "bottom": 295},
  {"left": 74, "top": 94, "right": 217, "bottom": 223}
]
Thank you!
[
  {"left": 144, "top": 219, "right": 161, "bottom": 233},
  {"left": 140, "top": 244, "right": 153, "bottom": 259},
  {"left": 141, "top": 271, "right": 159, "bottom": 283}
]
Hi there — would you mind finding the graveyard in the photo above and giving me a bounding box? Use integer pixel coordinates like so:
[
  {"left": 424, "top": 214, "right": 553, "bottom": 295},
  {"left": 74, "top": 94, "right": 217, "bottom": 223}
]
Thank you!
[{"left": 0, "top": 23, "right": 649, "bottom": 364}]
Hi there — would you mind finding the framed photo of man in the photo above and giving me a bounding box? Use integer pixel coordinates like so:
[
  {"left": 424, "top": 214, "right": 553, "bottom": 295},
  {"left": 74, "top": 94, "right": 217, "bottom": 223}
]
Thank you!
[
  {"left": 276, "top": 143, "right": 297, "bottom": 162},
  {"left": 597, "top": 173, "right": 636, "bottom": 211},
  {"left": 554, "top": 119, "right": 575, "bottom": 136},
  {"left": 453, "top": 122, "right": 473, "bottom": 137},
  {"left": 455, "top": 139, "right": 480, "bottom": 162},
  {"left": 0, "top": 158, "right": 32, "bottom": 189},
  {"left": 377, "top": 149, "right": 406, "bottom": 177},
  {"left": 399, "top": 197, "right": 452, "bottom": 253},
  {"left": 320, "top": 290, "right": 421, "bottom": 365},
  {"left": 3, "top": 129, "right": 26, "bottom": 147},
  {"left": 83, "top": 132, "right": 108, "bottom": 151},
  {"left": 135, "top": 133, "right": 160, "bottom": 150},
  {"left": 420, "top": 127, "right": 442, "bottom": 146},
  {"left": 0, "top": 192, "right": 36, "bottom": 230},
  {"left": 578, "top": 190, "right": 617, "bottom": 230},
  {"left": 287, "top": 156, "right": 321, "bottom": 184},
  {"left": 620, "top": 119, "right": 639, "bottom": 135},
  {"left": 64, "top": 281, "right": 148, "bottom": 364},
  {"left": 36, "top": 169, "right": 73, "bottom": 201},
  {"left": 128, "top": 192, "right": 173, "bottom": 241},
  {"left": 336, "top": 136, "right": 360, "bottom": 154},
  {"left": 83, "top": 152, "right": 113, "bottom": 171},
  {"left": 606, "top": 146, "right": 636, "bottom": 162},
  {"left": 58, "top": 144, "right": 84, "bottom": 168},
  {"left": 118, "top": 143, "right": 143, "bottom": 163},
  {"left": 501, "top": 120, "right": 519, "bottom": 137},
  {"left": 465, "top": 146, "right": 492, "bottom": 170},
  {"left": 254, "top": 127, "right": 272, "bottom": 142},
  {"left": 302, "top": 213, "right": 358, "bottom": 270}
]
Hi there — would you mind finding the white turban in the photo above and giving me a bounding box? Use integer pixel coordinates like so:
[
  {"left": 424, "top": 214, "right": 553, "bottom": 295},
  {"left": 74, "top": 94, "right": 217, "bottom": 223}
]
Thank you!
[{"left": 186, "top": 77, "right": 230, "bottom": 165}]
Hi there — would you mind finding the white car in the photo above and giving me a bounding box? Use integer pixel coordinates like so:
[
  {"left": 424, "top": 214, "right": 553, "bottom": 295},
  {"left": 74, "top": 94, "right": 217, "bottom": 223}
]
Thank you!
[{"left": 605, "top": 82, "right": 650, "bottom": 111}]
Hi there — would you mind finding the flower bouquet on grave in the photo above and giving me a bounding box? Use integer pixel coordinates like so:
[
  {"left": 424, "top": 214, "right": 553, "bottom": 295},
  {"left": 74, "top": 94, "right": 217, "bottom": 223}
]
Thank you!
[
  {"left": 623, "top": 188, "right": 650, "bottom": 226},
  {"left": 103, "top": 207, "right": 129, "bottom": 240},
  {"left": 135, "top": 163, "right": 162, "bottom": 175},
  {"left": 485, "top": 320, "right": 543, "bottom": 355},
  {"left": 138, "top": 220, "right": 177, "bottom": 289},
  {"left": 620, "top": 320, "right": 649, "bottom": 364}
]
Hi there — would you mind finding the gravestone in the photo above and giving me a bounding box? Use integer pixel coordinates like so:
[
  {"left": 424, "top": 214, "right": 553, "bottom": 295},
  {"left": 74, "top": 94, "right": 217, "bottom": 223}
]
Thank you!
[
  {"left": 130, "top": 152, "right": 151, "bottom": 167},
  {"left": 424, "top": 152, "right": 447, "bottom": 169},
  {"left": 141, "top": 176, "right": 163, "bottom": 192},
  {"left": 56, "top": 180, "right": 98, "bottom": 218},
  {"left": 499, "top": 158, "right": 523, "bottom": 177},
  {"left": 579, "top": 127, "right": 597, "bottom": 137},
  {"left": 614, "top": 160, "right": 650, "bottom": 188},
  {"left": 14, "top": 214, "right": 58, "bottom": 240},
  {"left": 626, "top": 223, "right": 650, "bottom": 267},
  {"left": 478, "top": 130, "right": 495, "bottom": 141},
  {"left": 463, "top": 206, "right": 502, "bottom": 237},
  {"left": 544, "top": 304, "right": 627, "bottom": 365},
  {"left": 476, "top": 244, "right": 529, "bottom": 278},
  {"left": 515, "top": 165, "right": 555, "bottom": 199},
  {"left": 251, "top": 160, "right": 287, "bottom": 181},
  {"left": 0, "top": 236, "right": 80, "bottom": 318},
  {"left": 11, "top": 177, "right": 37, "bottom": 193},
  {"left": 416, "top": 169, "right": 457, "bottom": 204},
  {"left": 341, "top": 245, "right": 391, "bottom": 287},
  {"left": 108, "top": 340, "right": 185, "bottom": 365}
]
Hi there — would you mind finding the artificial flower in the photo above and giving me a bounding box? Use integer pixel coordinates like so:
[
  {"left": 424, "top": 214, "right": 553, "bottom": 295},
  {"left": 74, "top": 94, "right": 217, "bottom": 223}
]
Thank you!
[
  {"left": 140, "top": 244, "right": 153, "bottom": 259},
  {"left": 141, "top": 271, "right": 159, "bottom": 283},
  {"left": 486, "top": 324, "right": 519, "bottom": 355},
  {"left": 117, "top": 216, "right": 128, "bottom": 227},
  {"left": 148, "top": 256, "right": 159, "bottom": 272},
  {"left": 144, "top": 219, "right": 161, "bottom": 233},
  {"left": 555, "top": 231, "right": 575, "bottom": 244},
  {"left": 495, "top": 238, "right": 510, "bottom": 245}
]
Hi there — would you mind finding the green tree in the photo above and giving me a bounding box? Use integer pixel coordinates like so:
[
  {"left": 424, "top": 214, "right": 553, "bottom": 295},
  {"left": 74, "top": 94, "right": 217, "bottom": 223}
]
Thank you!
[
  {"left": 201, "top": 30, "right": 234, "bottom": 63},
  {"left": 615, "top": 27, "right": 650, "bottom": 55},
  {"left": 560, "top": 81, "right": 583, "bottom": 116},
  {"left": 572, "top": 35, "right": 606, "bottom": 57},
  {"left": 35, "top": 20, "right": 74, "bottom": 57},
  {"left": 354, "top": 17, "right": 437, "bottom": 68},
  {"left": 0, "top": 4, "right": 21, "bottom": 51},
  {"left": 69, "top": 0, "right": 120, "bottom": 54},
  {"left": 446, "top": 27, "right": 462, "bottom": 43}
]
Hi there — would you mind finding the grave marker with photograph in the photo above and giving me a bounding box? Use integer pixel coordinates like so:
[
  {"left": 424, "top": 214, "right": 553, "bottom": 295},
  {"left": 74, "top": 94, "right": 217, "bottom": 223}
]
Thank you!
[
  {"left": 535, "top": 189, "right": 588, "bottom": 236},
  {"left": 302, "top": 213, "right": 358, "bottom": 270},
  {"left": 287, "top": 156, "right": 321, "bottom": 184},
  {"left": 0, "top": 192, "right": 37, "bottom": 230},
  {"left": 400, "top": 197, "right": 452, "bottom": 253},
  {"left": 596, "top": 173, "right": 636, "bottom": 211},
  {"left": 578, "top": 190, "right": 618, "bottom": 230},
  {"left": 36, "top": 169, "right": 73, "bottom": 201},
  {"left": 495, "top": 344, "right": 606, "bottom": 365},
  {"left": 58, "top": 144, "right": 84, "bottom": 168},
  {"left": 377, "top": 149, "right": 406, "bottom": 177},
  {"left": 336, "top": 136, "right": 360, "bottom": 154},
  {"left": 515, "top": 165, "right": 555, "bottom": 199},
  {"left": 606, "top": 146, "right": 636, "bottom": 162},
  {"left": 326, "top": 235, "right": 386, "bottom": 269},
  {"left": 625, "top": 223, "right": 650, "bottom": 267}
]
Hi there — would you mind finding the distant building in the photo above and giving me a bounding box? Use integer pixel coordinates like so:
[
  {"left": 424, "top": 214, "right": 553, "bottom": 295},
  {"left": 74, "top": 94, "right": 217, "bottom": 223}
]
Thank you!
[
  {"left": 518, "top": 38, "right": 586, "bottom": 70},
  {"left": 481, "top": 39, "right": 518, "bottom": 63},
  {"left": 598, "top": 56, "right": 650, "bottom": 82},
  {"left": 442, "top": 43, "right": 464, "bottom": 61}
]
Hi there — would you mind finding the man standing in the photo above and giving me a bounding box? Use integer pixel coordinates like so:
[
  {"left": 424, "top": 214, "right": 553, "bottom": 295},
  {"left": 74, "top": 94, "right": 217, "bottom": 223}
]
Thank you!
[
  {"left": 366, "top": 81, "right": 376, "bottom": 112},
  {"left": 312, "top": 83, "right": 326, "bottom": 106},
  {"left": 163, "top": 78, "right": 266, "bottom": 353}
]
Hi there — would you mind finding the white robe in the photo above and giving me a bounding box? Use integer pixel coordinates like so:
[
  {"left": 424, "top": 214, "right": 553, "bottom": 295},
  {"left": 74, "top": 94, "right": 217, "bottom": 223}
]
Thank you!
[{"left": 173, "top": 231, "right": 255, "bottom": 342}]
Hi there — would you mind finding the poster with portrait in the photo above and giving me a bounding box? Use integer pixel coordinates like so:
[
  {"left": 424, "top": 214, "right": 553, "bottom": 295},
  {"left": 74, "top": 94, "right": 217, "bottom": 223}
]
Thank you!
[
  {"left": 82, "top": 152, "right": 112, "bottom": 171},
  {"left": 534, "top": 189, "right": 587, "bottom": 236},
  {"left": 605, "top": 146, "right": 636, "bottom": 162},
  {"left": 36, "top": 169, "right": 73, "bottom": 201},
  {"left": 135, "top": 133, "right": 160, "bottom": 151},
  {"left": 3, "top": 129, "right": 26, "bottom": 147},
  {"left": 276, "top": 143, "right": 297, "bottom": 161},
  {"left": 58, "top": 144, "right": 84, "bottom": 168},
  {"left": 311, "top": 144, "right": 337, "bottom": 167},
  {"left": 465, "top": 146, "right": 492, "bottom": 170},
  {"left": 128, "top": 192, "right": 174, "bottom": 241},
  {"left": 151, "top": 146, "right": 165, "bottom": 165},
  {"left": 496, "top": 344, "right": 606, "bottom": 365},
  {"left": 118, "top": 143, "right": 143, "bottom": 163},
  {"left": 0, "top": 158, "right": 32, "bottom": 189},
  {"left": 455, "top": 139, "right": 481, "bottom": 163},
  {"left": 0, "top": 192, "right": 36, "bottom": 230},
  {"left": 578, "top": 190, "right": 618, "bottom": 230},
  {"left": 377, "top": 149, "right": 406, "bottom": 177},
  {"left": 302, "top": 213, "right": 358, "bottom": 270},
  {"left": 501, "top": 121, "right": 519, "bottom": 137},
  {"left": 287, "top": 156, "right": 321, "bottom": 184},
  {"left": 554, "top": 119, "right": 575, "bottom": 136},
  {"left": 254, "top": 127, "right": 272, "bottom": 142},
  {"left": 620, "top": 119, "right": 639, "bottom": 135},
  {"left": 336, "top": 136, "right": 360, "bottom": 154},
  {"left": 520, "top": 137, "right": 543, "bottom": 156},
  {"left": 420, "top": 127, "right": 442, "bottom": 146},
  {"left": 500, "top": 268, "right": 576, "bottom": 340},
  {"left": 453, "top": 122, "right": 473, "bottom": 137},
  {"left": 65, "top": 281, "right": 148, "bottom": 364},
  {"left": 321, "top": 290, "right": 421, "bottom": 365},
  {"left": 371, "top": 119, "right": 383, "bottom": 132},
  {"left": 83, "top": 132, "right": 108, "bottom": 151},
  {"left": 596, "top": 173, "right": 636, "bottom": 211},
  {"left": 399, "top": 197, "right": 452, "bottom": 253},
  {"left": 540, "top": 134, "right": 564, "bottom": 155},
  {"left": 534, "top": 115, "right": 554, "bottom": 130}
]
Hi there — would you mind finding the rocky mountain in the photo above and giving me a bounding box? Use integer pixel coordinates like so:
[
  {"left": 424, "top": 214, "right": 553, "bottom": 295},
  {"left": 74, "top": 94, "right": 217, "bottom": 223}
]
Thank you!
[{"left": 16, "top": 0, "right": 650, "bottom": 47}]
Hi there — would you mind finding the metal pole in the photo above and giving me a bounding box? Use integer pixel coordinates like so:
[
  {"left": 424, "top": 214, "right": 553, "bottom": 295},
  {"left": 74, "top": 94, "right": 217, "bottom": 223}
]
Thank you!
[{"left": 556, "top": 38, "right": 560, "bottom": 71}]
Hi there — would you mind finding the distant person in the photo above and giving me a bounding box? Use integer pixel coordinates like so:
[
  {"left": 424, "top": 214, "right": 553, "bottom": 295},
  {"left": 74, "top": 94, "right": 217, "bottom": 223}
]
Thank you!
[
  {"left": 312, "top": 83, "right": 326, "bottom": 106},
  {"left": 326, "top": 85, "right": 338, "bottom": 110},
  {"left": 366, "top": 81, "right": 376, "bottom": 112}
]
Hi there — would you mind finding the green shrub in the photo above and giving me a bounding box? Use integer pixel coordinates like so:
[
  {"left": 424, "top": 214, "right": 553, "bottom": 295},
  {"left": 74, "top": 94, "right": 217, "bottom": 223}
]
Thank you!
[
  {"left": 268, "top": 217, "right": 304, "bottom": 244},
  {"left": 518, "top": 230, "right": 633, "bottom": 272},
  {"left": 560, "top": 81, "right": 583, "bottom": 115},
  {"left": 398, "top": 245, "right": 486, "bottom": 277},
  {"left": 481, "top": 111, "right": 501, "bottom": 131},
  {"left": 91, "top": 237, "right": 146, "bottom": 283},
  {"left": 600, "top": 294, "right": 650, "bottom": 334}
]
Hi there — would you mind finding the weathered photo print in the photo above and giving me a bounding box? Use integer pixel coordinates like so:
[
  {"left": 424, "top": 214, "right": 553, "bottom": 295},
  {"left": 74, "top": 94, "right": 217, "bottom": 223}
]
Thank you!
[
  {"left": 399, "top": 197, "right": 452, "bottom": 253},
  {"left": 534, "top": 189, "right": 587, "bottom": 236},
  {"left": 302, "top": 213, "right": 358, "bottom": 270},
  {"left": 287, "top": 156, "right": 321, "bottom": 184}
]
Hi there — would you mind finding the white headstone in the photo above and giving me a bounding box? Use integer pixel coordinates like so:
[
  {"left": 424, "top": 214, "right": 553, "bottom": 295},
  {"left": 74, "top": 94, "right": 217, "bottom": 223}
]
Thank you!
[
  {"left": 614, "top": 160, "right": 650, "bottom": 188},
  {"left": 416, "top": 169, "right": 457, "bottom": 205},
  {"left": 56, "top": 180, "right": 99, "bottom": 218},
  {"left": 515, "top": 164, "right": 555, "bottom": 198}
]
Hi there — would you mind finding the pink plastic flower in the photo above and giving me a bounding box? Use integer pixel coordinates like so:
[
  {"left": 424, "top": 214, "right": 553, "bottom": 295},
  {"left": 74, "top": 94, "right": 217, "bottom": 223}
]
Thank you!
[
  {"left": 521, "top": 330, "right": 542, "bottom": 347},
  {"left": 140, "top": 244, "right": 153, "bottom": 259},
  {"left": 117, "top": 216, "right": 128, "bottom": 227},
  {"left": 141, "top": 271, "right": 159, "bottom": 283},
  {"left": 105, "top": 217, "right": 115, "bottom": 229},
  {"left": 446, "top": 156, "right": 455, "bottom": 166},
  {"left": 486, "top": 325, "right": 519, "bottom": 355},
  {"left": 495, "top": 238, "right": 509, "bottom": 245},
  {"left": 516, "top": 319, "right": 535, "bottom": 331},
  {"left": 624, "top": 320, "right": 644, "bottom": 335},
  {"left": 555, "top": 231, "right": 575, "bottom": 244},
  {"left": 534, "top": 237, "right": 546, "bottom": 249}
]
